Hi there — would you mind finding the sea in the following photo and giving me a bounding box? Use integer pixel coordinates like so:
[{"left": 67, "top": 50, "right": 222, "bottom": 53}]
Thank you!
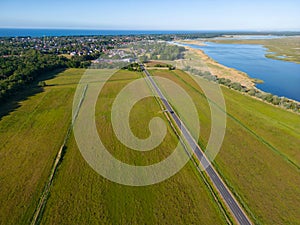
[{"left": 0, "top": 28, "right": 212, "bottom": 37}]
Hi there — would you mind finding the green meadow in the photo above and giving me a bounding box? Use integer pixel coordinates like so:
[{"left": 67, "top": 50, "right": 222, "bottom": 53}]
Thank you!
[
  {"left": 150, "top": 69, "right": 300, "bottom": 225},
  {"left": 1, "top": 67, "right": 299, "bottom": 225},
  {"left": 0, "top": 69, "right": 84, "bottom": 225},
  {"left": 0, "top": 69, "right": 227, "bottom": 225}
]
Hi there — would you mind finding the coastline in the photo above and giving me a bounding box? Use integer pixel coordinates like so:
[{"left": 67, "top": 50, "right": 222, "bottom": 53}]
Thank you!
[
  {"left": 176, "top": 39, "right": 207, "bottom": 46},
  {"left": 206, "top": 36, "right": 300, "bottom": 64},
  {"left": 176, "top": 44, "right": 257, "bottom": 89},
  {"left": 172, "top": 43, "right": 300, "bottom": 113}
]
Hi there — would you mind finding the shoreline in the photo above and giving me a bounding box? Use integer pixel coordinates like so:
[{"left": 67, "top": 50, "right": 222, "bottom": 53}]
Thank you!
[
  {"left": 178, "top": 44, "right": 257, "bottom": 89},
  {"left": 175, "top": 39, "right": 207, "bottom": 46},
  {"left": 171, "top": 42, "right": 300, "bottom": 113},
  {"left": 206, "top": 36, "right": 300, "bottom": 64}
]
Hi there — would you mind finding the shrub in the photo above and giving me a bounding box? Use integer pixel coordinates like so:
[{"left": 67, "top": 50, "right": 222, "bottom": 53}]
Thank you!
[
  {"left": 38, "top": 81, "right": 46, "bottom": 87},
  {"left": 248, "top": 88, "right": 256, "bottom": 96},
  {"left": 230, "top": 82, "right": 242, "bottom": 91}
]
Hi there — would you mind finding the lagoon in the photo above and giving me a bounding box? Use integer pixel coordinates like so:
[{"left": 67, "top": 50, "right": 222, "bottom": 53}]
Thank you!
[{"left": 186, "top": 42, "right": 300, "bottom": 102}]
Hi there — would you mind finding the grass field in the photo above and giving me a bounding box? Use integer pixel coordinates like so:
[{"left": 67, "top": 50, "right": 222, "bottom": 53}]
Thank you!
[
  {"left": 0, "top": 69, "right": 227, "bottom": 225},
  {"left": 150, "top": 69, "right": 300, "bottom": 225},
  {"left": 39, "top": 69, "right": 227, "bottom": 225},
  {"left": 210, "top": 37, "right": 300, "bottom": 64},
  {"left": 144, "top": 60, "right": 168, "bottom": 67},
  {"left": 0, "top": 69, "right": 84, "bottom": 225},
  {"left": 1, "top": 67, "right": 299, "bottom": 225}
]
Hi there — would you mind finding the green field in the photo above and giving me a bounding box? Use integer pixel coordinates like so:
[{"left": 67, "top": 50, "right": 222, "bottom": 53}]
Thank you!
[
  {"left": 0, "top": 69, "right": 227, "bottom": 225},
  {"left": 150, "top": 69, "right": 300, "bottom": 225},
  {"left": 0, "top": 69, "right": 84, "bottom": 225},
  {"left": 1, "top": 67, "right": 299, "bottom": 225},
  {"left": 39, "top": 69, "right": 227, "bottom": 225},
  {"left": 210, "top": 37, "right": 300, "bottom": 63}
]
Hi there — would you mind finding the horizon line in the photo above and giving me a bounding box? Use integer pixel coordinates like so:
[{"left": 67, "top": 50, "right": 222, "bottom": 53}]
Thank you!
[{"left": 0, "top": 27, "right": 300, "bottom": 32}]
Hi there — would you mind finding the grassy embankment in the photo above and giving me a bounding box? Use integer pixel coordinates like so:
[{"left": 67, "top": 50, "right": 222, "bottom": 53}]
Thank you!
[
  {"left": 150, "top": 69, "right": 300, "bottom": 225},
  {"left": 210, "top": 37, "right": 300, "bottom": 64},
  {"left": 0, "top": 68, "right": 227, "bottom": 225}
]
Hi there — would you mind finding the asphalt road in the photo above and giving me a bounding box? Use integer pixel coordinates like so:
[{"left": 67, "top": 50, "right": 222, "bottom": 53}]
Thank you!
[{"left": 141, "top": 65, "right": 252, "bottom": 225}]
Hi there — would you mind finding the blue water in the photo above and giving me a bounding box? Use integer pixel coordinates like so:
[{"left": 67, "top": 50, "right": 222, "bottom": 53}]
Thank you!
[
  {"left": 186, "top": 42, "right": 300, "bottom": 102},
  {"left": 0, "top": 28, "right": 210, "bottom": 37}
]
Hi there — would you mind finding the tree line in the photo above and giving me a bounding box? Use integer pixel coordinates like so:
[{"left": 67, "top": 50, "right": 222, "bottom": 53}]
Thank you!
[{"left": 0, "top": 50, "right": 98, "bottom": 102}]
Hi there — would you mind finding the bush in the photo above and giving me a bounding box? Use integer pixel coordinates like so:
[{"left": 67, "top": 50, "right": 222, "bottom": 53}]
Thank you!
[
  {"left": 218, "top": 78, "right": 231, "bottom": 86},
  {"left": 38, "top": 81, "right": 46, "bottom": 87},
  {"left": 261, "top": 93, "right": 273, "bottom": 103},
  {"left": 272, "top": 96, "right": 280, "bottom": 105},
  {"left": 248, "top": 88, "right": 256, "bottom": 96},
  {"left": 183, "top": 66, "right": 191, "bottom": 71},
  {"left": 230, "top": 82, "right": 242, "bottom": 91},
  {"left": 255, "top": 91, "right": 263, "bottom": 98}
]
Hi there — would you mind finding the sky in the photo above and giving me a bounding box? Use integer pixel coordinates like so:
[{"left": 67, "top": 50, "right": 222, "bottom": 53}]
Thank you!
[{"left": 0, "top": 0, "right": 299, "bottom": 30}]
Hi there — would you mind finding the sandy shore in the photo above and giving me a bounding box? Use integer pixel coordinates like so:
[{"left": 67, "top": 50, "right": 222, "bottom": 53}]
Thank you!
[
  {"left": 171, "top": 42, "right": 299, "bottom": 112},
  {"left": 176, "top": 39, "right": 207, "bottom": 46},
  {"left": 182, "top": 46, "right": 257, "bottom": 89}
]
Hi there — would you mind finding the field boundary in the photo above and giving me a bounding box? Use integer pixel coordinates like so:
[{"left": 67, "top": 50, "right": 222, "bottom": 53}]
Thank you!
[{"left": 30, "top": 85, "right": 88, "bottom": 225}]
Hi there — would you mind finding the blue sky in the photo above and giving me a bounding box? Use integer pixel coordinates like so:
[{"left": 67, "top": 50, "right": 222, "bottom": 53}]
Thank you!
[{"left": 0, "top": 0, "right": 299, "bottom": 30}]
